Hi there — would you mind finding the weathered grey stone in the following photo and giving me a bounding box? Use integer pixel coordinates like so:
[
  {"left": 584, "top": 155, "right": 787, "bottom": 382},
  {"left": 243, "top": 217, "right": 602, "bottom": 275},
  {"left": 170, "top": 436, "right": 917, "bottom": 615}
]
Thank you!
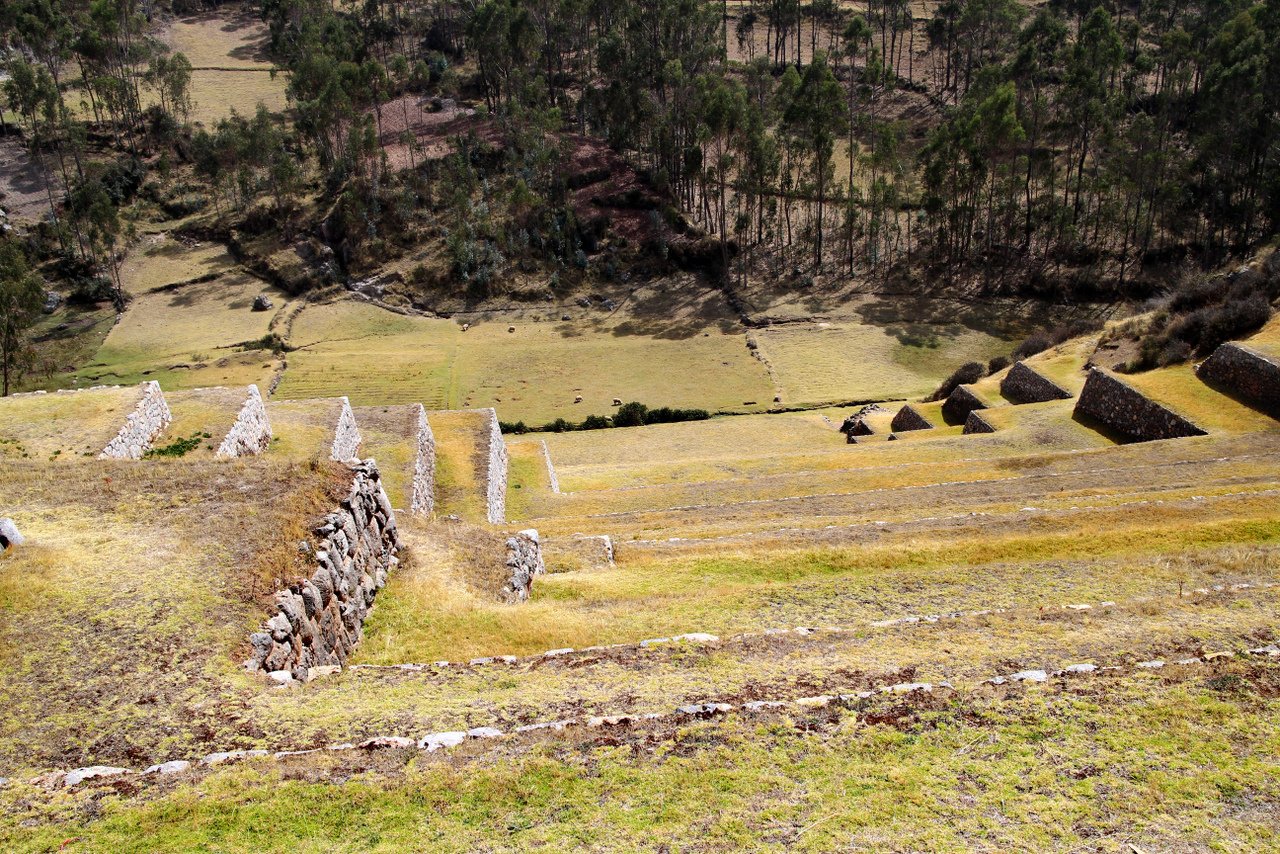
[
  {"left": 201, "top": 750, "right": 269, "bottom": 766},
  {"left": 359, "top": 736, "right": 415, "bottom": 749},
  {"left": 330, "top": 397, "right": 363, "bottom": 462},
  {"left": 890, "top": 404, "right": 933, "bottom": 432},
  {"left": 502, "top": 529, "right": 545, "bottom": 602},
  {"left": 0, "top": 518, "right": 23, "bottom": 551},
  {"left": 419, "top": 731, "right": 467, "bottom": 752},
  {"left": 481, "top": 408, "right": 509, "bottom": 524},
  {"left": 1001, "top": 361, "right": 1073, "bottom": 404},
  {"left": 1074, "top": 368, "right": 1207, "bottom": 442},
  {"left": 251, "top": 294, "right": 274, "bottom": 311},
  {"left": 142, "top": 760, "right": 191, "bottom": 776},
  {"left": 64, "top": 766, "right": 131, "bottom": 787}
]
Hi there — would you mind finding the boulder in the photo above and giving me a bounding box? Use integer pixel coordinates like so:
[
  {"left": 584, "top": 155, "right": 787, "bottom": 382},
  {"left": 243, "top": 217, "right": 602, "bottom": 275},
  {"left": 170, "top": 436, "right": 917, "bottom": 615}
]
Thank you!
[
  {"left": 0, "top": 518, "right": 23, "bottom": 551},
  {"left": 252, "top": 294, "right": 274, "bottom": 312}
]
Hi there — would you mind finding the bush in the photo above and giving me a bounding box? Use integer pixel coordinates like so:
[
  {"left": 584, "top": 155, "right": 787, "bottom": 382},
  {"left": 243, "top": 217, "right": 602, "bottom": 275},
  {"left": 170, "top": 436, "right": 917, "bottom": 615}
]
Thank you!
[
  {"left": 927, "top": 362, "right": 984, "bottom": 401},
  {"left": 1012, "top": 320, "right": 1102, "bottom": 360},
  {"left": 987, "top": 355, "right": 1011, "bottom": 375},
  {"left": 612, "top": 401, "right": 649, "bottom": 427}
]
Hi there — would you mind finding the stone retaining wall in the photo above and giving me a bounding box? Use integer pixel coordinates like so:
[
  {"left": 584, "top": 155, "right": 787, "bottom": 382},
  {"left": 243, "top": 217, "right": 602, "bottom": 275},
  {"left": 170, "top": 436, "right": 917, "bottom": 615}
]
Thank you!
[
  {"left": 216, "top": 385, "right": 273, "bottom": 457},
  {"left": 1001, "top": 361, "right": 1073, "bottom": 404},
  {"left": 246, "top": 460, "right": 400, "bottom": 681},
  {"left": 408, "top": 404, "right": 436, "bottom": 515},
  {"left": 890, "top": 404, "right": 933, "bottom": 432},
  {"left": 481, "top": 408, "right": 509, "bottom": 524},
  {"left": 1074, "top": 369, "right": 1207, "bottom": 443},
  {"left": 502, "top": 529, "right": 545, "bottom": 602},
  {"left": 99, "top": 382, "right": 172, "bottom": 460},
  {"left": 1196, "top": 342, "right": 1280, "bottom": 415},
  {"left": 962, "top": 411, "right": 997, "bottom": 434},
  {"left": 330, "top": 397, "right": 362, "bottom": 462},
  {"left": 941, "top": 385, "right": 988, "bottom": 425}
]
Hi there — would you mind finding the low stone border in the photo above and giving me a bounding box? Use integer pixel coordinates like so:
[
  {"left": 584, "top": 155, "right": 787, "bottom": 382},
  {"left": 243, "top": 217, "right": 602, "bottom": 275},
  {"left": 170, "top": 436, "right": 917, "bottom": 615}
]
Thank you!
[
  {"left": 28, "top": 635, "right": 1280, "bottom": 790},
  {"left": 482, "top": 408, "right": 509, "bottom": 524},
  {"left": 344, "top": 580, "right": 1274, "bottom": 675},
  {"left": 408, "top": 404, "right": 436, "bottom": 515},
  {"left": 541, "top": 440, "right": 561, "bottom": 494}
]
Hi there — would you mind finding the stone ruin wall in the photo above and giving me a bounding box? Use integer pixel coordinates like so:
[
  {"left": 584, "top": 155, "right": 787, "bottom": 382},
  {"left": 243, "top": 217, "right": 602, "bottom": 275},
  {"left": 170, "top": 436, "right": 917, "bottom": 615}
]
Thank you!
[
  {"left": 1197, "top": 343, "right": 1280, "bottom": 415},
  {"left": 330, "top": 397, "right": 363, "bottom": 462},
  {"left": 481, "top": 408, "right": 509, "bottom": 524},
  {"left": 1074, "top": 369, "right": 1207, "bottom": 442},
  {"left": 99, "top": 381, "right": 172, "bottom": 460},
  {"left": 216, "top": 385, "right": 273, "bottom": 458},
  {"left": 890, "top": 404, "right": 933, "bottom": 432},
  {"left": 408, "top": 404, "right": 436, "bottom": 515},
  {"left": 246, "top": 460, "right": 400, "bottom": 681},
  {"left": 962, "top": 411, "right": 997, "bottom": 434},
  {"left": 941, "top": 385, "right": 988, "bottom": 425},
  {"left": 1001, "top": 361, "right": 1073, "bottom": 405},
  {"left": 502, "top": 529, "right": 546, "bottom": 602},
  {"left": 541, "top": 440, "right": 561, "bottom": 494}
]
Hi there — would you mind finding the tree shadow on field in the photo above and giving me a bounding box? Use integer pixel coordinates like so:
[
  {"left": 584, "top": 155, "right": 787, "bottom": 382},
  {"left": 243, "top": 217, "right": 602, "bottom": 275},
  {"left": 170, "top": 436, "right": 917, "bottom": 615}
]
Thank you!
[
  {"left": 854, "top": 291, "right": 1073, "bottom": 340},
  {"left": 602, "top": 280, "right": 739, "bottom": 340}
]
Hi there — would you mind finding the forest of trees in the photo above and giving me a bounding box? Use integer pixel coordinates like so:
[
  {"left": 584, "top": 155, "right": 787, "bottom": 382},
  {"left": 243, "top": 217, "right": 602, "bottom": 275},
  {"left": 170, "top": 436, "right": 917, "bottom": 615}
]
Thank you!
[{"left": 2, "top": 0, "right": 1279, "bottom": 314}]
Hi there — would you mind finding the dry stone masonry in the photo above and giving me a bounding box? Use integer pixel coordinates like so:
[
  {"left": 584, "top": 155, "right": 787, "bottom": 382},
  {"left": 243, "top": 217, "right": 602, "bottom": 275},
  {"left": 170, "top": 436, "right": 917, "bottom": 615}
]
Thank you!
[
  {"left": 1197, "top": 342, "right": 1280, "bottom": 416},
  {"left": 1074, "top": 369, "right": 1207, "bottom": 443},
  {"left": 890, "top": 404, "right": 933, "bottom": 432},
  {"left": 99, "top": 381, "right": 172, "bottom": 460},
  {"left": 962, "top": 411, "right": 997, "bottom": 434},
  {"left": 408, "top": 404, "right": 437, "bottom": 515},
  {"left": 1001, "top": 361, "right": 1073, "bottom": 404},
  {"left": 541, "top": 440, "right": 561, "bottom": 494},
  {"left": 216, "top": 385, "right": 273, "bottom": 457},
  {"left": 941, "top": 385, "right": 989, "bottom": 425},
  {"left": 247, "top": 460, "right": 400, "bottom": 681},
  {"left": 502, "top": 529, "right": 545, "bottom": 602},
  {"left": 481, "top": 408, "right": 509, "bottom": 524},
  {"left": 330, "top": 397, "right": 363, "bottom": 462}
]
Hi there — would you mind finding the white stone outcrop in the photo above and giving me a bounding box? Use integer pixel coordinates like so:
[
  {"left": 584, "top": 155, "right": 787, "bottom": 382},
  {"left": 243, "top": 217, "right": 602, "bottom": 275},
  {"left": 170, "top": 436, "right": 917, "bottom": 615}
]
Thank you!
[
  {"left": 502, "top": 529, "right": 544, "bottom": 602},
  {"left": 408, "top": 404, "right": 436, "bottom": 515},
  {"left": 330, "top": 397, "right": 362, "bottom": 462},
  {"left": 99, "top": 381, "right": 172, "bottom": 460},
  {"left": 216, "top": 385, "right": 273, "bottom": 457}
]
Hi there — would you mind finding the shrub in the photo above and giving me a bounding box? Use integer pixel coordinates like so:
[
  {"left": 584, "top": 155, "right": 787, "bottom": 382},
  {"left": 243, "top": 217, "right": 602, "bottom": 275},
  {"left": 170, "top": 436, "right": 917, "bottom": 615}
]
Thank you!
[
  {"left": 987, "top": 355, "right": 1011, "bottom": 375},
  {"left": 612, "top": 401, "right": 649, "bottom": 427},
  {"left": 927, "top": 362, "right": 984, "bottom": 401}
]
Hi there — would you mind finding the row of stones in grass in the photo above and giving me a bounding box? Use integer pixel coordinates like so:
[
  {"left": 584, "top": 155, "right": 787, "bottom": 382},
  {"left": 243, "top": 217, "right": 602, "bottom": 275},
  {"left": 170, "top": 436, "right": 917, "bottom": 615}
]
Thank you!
[
  {"left": 30, "top": 637, "right": 1280, "bottom": 791},
  {"left": 1074, "top": 368, "right": 1207, "bottom": 442},
  {"left": 246, "top": 459, "right": 402, "bottom": 681},
  {"left": 343, "top": 579, "right": 1275, "bottom": 676},
  {"left": 1197, "top": 342, "right": 1280, "bottom": 416}
]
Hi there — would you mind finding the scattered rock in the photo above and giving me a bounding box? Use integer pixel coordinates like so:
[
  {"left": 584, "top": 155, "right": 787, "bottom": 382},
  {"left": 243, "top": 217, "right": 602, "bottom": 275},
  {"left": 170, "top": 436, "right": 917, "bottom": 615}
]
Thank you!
[
  {"left": 142, "top": 760, "right": 191, "bottom": 776},
  {"left": 251, "top": 295, "right": 274, "bottom": 312},
  {"left": 418, "top": 731, "right": 466, "bottom": 752},
  {"left": 64, "top": 766, "right": 131, "bottom": 787},
  {"left": 359, "top": 736, "right": 415, "bottom": 750},
  {"left": 43, "top": 291, "right": 63, "bottom": 314}
]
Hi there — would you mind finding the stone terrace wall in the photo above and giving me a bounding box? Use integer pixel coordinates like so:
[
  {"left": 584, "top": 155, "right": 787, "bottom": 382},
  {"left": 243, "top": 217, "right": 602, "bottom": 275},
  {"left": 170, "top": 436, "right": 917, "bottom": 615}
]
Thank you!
[
  {"left": 890, "top": 404, "right": 933, "bottom": 432},
  {"left": 247, "top": 460, "right": 400, "bottom": 681},
  {"left": 941, "top": 385, "right": 988, "bottom": 425},
  {"left": 502, "top": 529, "right": 545, "bottom": 602},
  {"left": 1001, "top": 361, "right": 1073, "bottom": 405},
  {"left": 1197, "top": 343, "right": 1280, "bottom": 415},
  {"left": 962, "top": 411, "right": 997, "bottom": 434},
  {"left": 481, "top": 408, "right": 509, "bottom": 524},
  {"left": 408, "top": 404, "right": 436, "bottom": 515},
  {"left": 99, "top": 382, "right": 172, "bottom": 460},
  {"left": 216, "top": 385, "right": 273, "bottom": 458},
  {"left": 330, "top": 397, "right": 363, "bottom": 462},
  {"left": 1074, "top": 369, "right": 1207, "bottom": 443}
]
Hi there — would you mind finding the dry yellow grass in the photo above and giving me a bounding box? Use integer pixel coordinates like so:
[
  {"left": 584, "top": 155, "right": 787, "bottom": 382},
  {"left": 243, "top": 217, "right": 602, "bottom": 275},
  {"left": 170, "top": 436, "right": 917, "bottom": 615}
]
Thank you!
[
  {"left": 119, "top": 235, "right": 237, "bottom": 295},
  {"left": 1122, "top": 364, "right": 1279, "bottom": 434},
  {"left": 0, "top": 385, "right": 142, "bottom": 459},
  {"left": 427, "top": 410, "right": 492, "bottom": 522}
]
